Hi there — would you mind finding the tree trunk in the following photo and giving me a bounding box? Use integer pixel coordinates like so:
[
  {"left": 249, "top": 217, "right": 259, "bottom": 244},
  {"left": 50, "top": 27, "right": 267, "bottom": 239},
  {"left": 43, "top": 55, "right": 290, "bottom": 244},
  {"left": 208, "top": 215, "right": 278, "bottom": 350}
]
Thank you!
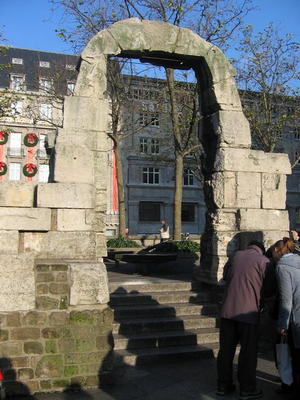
[
  {"left": 114, "top": 144, "right": 126, "bottom": 237},
  {"left": 173, "top": 153, "right": 183, "bottom": 240}
]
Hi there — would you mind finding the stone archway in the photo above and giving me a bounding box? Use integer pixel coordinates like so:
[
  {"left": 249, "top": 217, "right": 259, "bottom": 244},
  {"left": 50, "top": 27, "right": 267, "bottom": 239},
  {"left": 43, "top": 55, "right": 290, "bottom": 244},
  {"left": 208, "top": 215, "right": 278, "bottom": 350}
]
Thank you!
[{"left": 53, "top": 18, "right": 291, "bottom": 283}]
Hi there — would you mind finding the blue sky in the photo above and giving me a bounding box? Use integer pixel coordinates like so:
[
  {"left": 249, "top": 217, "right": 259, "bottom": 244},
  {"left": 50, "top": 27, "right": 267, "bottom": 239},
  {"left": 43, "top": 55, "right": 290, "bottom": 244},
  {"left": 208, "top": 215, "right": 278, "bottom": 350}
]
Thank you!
[{"left": 0, "top": 0, "right": 299, "bottom": 55}]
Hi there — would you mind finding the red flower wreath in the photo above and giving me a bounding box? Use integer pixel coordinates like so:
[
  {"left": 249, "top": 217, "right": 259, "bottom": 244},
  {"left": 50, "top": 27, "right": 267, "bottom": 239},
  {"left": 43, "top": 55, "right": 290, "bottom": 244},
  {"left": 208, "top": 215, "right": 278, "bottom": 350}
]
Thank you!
[
  {"left": 23, "top": 163, "right": 38, "bottom": 177},
  {"left": 0, "top": 131, "right": 9, "bottom": 145},
  {"left": 0, "top": 161, "right": 7, "bottom": 176},
  {"left": 24, "top": 133, "right": 39, "bottom": 147}
]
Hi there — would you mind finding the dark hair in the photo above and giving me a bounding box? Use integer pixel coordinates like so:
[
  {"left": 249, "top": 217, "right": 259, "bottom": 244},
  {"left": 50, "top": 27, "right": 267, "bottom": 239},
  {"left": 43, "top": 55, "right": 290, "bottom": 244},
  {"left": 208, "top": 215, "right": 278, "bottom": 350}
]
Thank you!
[
  {"left": 273, "top": 237, "right": 295, "bottom": 256},
  {"left": 248, "top": 240, "right": 265, "bottom": 253}
]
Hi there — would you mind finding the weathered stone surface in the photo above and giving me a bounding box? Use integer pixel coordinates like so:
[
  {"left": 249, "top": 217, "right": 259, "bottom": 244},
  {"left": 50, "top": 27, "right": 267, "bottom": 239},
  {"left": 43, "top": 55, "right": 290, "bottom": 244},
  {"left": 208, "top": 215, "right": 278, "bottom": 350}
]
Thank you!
[
  {"left": 236, "top": 172, "right": 261, "bottom": 208},
  {"left": 0, "top": 230, "right": 19, "bottom": 254},
  {"left": 239, "top": 209, "right": 290, "bottom": 231},
  {"left": 211, "top": 110, "right": 251, "bottom": 148},
  {"left": 215, "top": 148, "right": 291, "bottom": 174},
  {"left": 0, "top": 254, "right": 35, "bottom": 312},
  {"left": 63, "top": 96, "right": 109, "bottom": 130},
  {"left": 70, "top": 262, "right": 109, "bottom": 306},
  {"left": 24, "top": 341, "right": 44, "bottom": 354},
  {"left": 0, "top": 182, "right": 35, "bottom": 207},
  {"left": 211, "top": 210, "right": 238, "bottom": 231},
  {"left": 0, "top": 208, "right": 51, "bottom": 231},
  {"left": 57, "top": 209, "right": 92, "bottom": 231},
  {"left": 37, "top": 183, "right": 95, "bottom": 209},
  {"left": 23, "top": 232, "right": 97, "bottom": 259},
  {"left": 54, "top": 143, "right": 94, "bottom": 184},
  {"left": 36, "top": 355, "right": 63, "bottom": 378},
  {"left": 11, "top": 328, "right": 40, "bottom": 340},
  {"left": 262, "top": 173, "right": 287, "bottom": 210}
]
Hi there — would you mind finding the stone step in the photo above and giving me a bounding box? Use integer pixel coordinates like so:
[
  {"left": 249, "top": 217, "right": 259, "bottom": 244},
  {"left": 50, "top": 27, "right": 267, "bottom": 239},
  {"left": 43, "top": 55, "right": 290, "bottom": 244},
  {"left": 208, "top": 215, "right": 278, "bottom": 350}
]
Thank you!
[
  {"left": 113, "top": 327, "right": 219, "bottom": 350},
  {"left": 113, "top": 343, "right": 219, "bottom": 366},
  {"left": 112, "top": 314, "right": 218, "bottom": 335},
  {"left": 109, "top": 280, "right": 204, "bottom": 294},
  {"left": 109, "top": 290, "right": 212, "bottom": 306},
  {"left": 112, "top": 302, "right": 218, "bottom": 319}
]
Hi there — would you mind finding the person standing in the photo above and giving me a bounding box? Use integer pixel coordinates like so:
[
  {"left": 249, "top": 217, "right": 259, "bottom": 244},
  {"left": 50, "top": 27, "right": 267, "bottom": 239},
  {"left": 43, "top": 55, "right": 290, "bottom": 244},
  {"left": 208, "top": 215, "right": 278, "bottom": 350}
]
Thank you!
[
  {"left": 273, "top": 238, "right": 300, "bottom": 396},
  {"left": 159, "top": 220, "right": 170, "bottom": 243},
  {"left": 217, "top": 241, "right": 270, "bottom": 400}
]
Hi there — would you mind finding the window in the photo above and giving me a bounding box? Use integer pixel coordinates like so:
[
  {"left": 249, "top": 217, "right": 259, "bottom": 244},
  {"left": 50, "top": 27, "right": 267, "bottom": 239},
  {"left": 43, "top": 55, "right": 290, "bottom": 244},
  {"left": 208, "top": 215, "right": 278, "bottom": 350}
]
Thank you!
[
  {"left": 9, "top": 132, "right": 22, "bottom": 157},
  {"left": 294, "top": 132, "right": 300, "bottom": 141},
  {"left": 183, "top": 168, "right": 194, "bottom": 186},
  {"left": 139, "top": 201, "right": 161, "bottom": 221},
  {"left": 67, "top": 82, "right": 75, "bottom": 95},
  {"left": 150, "top": 139, "right": 159, "bottom": 154},
  {"left": 139, "top": 105, "right": 160, "bottom": 127},
  {"left": 39, "top": 61, "right": 50, "bottom": 68},
  {"left": 9, "top": 163, "right": 21, "bottom": 181},
  {"left": 38, "top": 134, "right": 47, "bottom": 158},
  {"left": 182, "top": 203, "right": 195, "bottom": 222},
  {"left": 39, "top": 78, "right": 52, "bottom": 92},
  {"left": 142, "top": 167, "right": 160, "bottom": 184},
  {"left": 132, "top": 88, "right": 159, "bottom": 100},
  {"left": 10, "top": 74, "right": 25, "bottom": 91},
  {"left": 66, "top": 64, "right": 76, "bottom": 70},
  {"left": 12, "top": 58, "right": 23, "bottom": 65},
  {"left": 11, "top": 100, "right": 23, "bottom": 116},
  {"left": 38, "top": 164, "right": 49, "bottom": 182},
  {"left": 140, "top": 138, "right": 148, "bottom": 153},
  {"left": 39, "top": 103, "right": 52, "bottom": 120},
  {"left": 295, "top": 151, "right": 300, "bottom": 164}
]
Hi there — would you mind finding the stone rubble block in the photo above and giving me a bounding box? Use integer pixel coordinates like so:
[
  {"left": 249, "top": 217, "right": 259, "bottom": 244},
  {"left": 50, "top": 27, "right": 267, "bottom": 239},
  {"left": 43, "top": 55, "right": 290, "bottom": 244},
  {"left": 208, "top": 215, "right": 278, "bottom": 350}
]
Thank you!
[
  {"left": 262, "top": 173, "right": 287, "bottom": 210},
  {"left": 0, "top": 182, "right": 35, "bottom": 207},
  {"left": 236, "top": 172, "right": 261, "bottom": 208},
  {"left": 0, "top": 208, "right": 51, "bottom": 231},
  {"left": 69, "top": 261, "right": 109, "bottom": 305},
  {"left": 215, "top": 148, "right": 291, "bottom": 174},
  {"left": 211, "top": 78, "right": 243, "bottom": 111},
  {"left": 74, "top": 55, "right": 107, "bottom": 98},
  {"left": 0, "top": 230, "right": 19, "bottom": 254},
  {"left": 56, "top": 209, "right": 92, "bottom": 231},
  {"left": 238, "top": 209, "right": 289, "bottom": 231},
  {"left": 211, "top": 172, "right": 236, "bottom": 208},
  {"left": 211, "top": 110, "right": 251, "bottom": 148},
  {"left": 63, "top": 96, "right": 109, "bottom": 131},
  {"left": 202, "top": 231, "right": 240, "bottom": 257},
  {"left": 83, "top": 29, "right": 120, "bottom": 57},
  {"left": 54, "top": 143, "right": 94, "bottom": 184},
  {"left": 23, "top": 231, "right": 97, "bottom": 259},
  {"left": 37, "top": 183, "right": 95, "bottom": 209},
  {"left": 0, "top": 254, "right": 35, "bottom": 311}
]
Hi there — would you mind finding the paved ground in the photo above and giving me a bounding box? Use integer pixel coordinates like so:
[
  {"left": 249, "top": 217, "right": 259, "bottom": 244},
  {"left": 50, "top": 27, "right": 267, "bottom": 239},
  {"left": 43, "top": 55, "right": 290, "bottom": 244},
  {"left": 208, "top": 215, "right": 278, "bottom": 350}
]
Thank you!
[{"left": 6, "top": 351, "right": 289, "bottom": 400}]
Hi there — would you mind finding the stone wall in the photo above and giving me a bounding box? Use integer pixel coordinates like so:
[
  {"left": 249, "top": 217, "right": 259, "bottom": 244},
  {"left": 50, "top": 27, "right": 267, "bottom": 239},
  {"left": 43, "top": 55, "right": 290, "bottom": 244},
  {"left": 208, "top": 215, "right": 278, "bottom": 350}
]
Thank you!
[{"left": 0, "top": 261, "right": 113, "bottom": 395}]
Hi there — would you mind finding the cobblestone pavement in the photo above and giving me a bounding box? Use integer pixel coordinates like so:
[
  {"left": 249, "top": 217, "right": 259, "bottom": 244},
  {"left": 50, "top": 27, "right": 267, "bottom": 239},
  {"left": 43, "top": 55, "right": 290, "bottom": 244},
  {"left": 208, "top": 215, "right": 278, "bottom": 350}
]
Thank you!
[{"left": 6, "top": 351, "right": 293, "bottom": 400}]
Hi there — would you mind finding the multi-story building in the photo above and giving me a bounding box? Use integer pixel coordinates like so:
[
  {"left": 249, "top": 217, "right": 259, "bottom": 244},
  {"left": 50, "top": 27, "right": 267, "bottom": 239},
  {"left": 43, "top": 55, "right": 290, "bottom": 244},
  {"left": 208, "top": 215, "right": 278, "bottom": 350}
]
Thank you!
[{"left": 0, "top": 46, "right": 299, "bottom": 236}]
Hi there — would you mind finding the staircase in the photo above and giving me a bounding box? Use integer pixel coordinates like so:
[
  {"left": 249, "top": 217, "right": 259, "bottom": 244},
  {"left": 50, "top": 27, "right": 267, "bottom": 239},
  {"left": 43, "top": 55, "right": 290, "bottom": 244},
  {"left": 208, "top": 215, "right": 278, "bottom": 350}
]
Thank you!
[{"left": 108, "top": 276, "right": 220, "bottom": 366}]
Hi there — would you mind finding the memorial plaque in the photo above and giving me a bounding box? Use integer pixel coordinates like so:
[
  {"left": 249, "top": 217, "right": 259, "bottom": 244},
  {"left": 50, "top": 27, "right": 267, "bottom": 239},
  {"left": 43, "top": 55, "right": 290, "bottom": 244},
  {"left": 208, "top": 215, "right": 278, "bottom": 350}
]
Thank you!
[{"left": 70, "top": 262, "right": 109, "bottom": 305}]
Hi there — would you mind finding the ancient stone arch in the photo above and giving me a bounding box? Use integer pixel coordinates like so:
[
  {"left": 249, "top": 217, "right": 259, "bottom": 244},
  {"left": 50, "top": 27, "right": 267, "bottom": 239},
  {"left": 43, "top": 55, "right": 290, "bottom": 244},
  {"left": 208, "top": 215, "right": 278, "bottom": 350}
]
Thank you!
[{"left": 0, "top": 18, "right": 292, "bottom": 392}]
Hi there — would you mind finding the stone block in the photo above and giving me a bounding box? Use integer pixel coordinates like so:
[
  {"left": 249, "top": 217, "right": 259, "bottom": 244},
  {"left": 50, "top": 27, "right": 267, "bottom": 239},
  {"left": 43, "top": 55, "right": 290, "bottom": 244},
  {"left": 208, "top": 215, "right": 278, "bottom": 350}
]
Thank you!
[
  {"left": 63, "top": 96, "right": 109, "bottom": 131},
  {"left": 37, "top": 183, "right": 95, "bottom": 209},
  {"left": 211, "top": 110, "right": 251, "bottom": 148},
  {"left": 57, "top": 209, "right": 92, "bottom": 231},
  {"left": 54, "top": 143, "right": 94, "bottom": 184},
  {"left": 0, "top": 208, "right": 51, "bottom": 231},
  {"left": 0, "top": 182, "right": 35, "bottom": 207},
  {"left": 211, "top": 172, "right": 236, "bottom": 208},
  {"left": 238, "top": 209, "right": 290, "bottom": 231},
  {"left": 236, "top": 172, "right": 261, "bottom": 208},
  {"left": 36, "top": 355, "right": 63, "bottom": 378},
  {"left": 215, "top": 148, "right": 291, "bottom": 174},
  {"left": 201, "top": 232, "right": 239, "bottom": 257},
  {"left": 0, "top": 230, "right": 19, "bottom": 254},
  {"left": 70, "top": 262, "right": 109, "bottom": 306},
  {"left": 211, "top": 210, "right": 238, "bottom": 231},
  {"left": 23, "top": 232, "right": 97, "bottom": 259},
  {"left": 24, "top": 341, "right": 44, "bottom": 354},
  {"left": 0, "top": 254, "right": 35, "bottom": 312},
  {"left": 262, "top": 174, "right": 287, "bottom": 210},
  {"left": 11, "top": 328, "right": 40, "bottom": 340}
]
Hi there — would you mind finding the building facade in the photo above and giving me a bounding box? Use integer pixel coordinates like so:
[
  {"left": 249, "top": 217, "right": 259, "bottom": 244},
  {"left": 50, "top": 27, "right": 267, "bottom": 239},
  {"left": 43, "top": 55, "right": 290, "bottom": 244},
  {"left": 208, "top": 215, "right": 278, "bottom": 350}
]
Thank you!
[{"left": 0, "top": 46, "right": 299, "bottom": 236}]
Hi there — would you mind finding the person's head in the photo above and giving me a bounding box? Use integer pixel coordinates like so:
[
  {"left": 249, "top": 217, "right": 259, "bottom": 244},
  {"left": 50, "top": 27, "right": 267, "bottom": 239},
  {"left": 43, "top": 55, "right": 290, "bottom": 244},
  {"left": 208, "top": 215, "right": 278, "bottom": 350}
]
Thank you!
[
  {"left": 272, "top": 237, "right": 295, "bottom": 260},
  {"left": 289, "top": 230, "right": 299, "bottom": 242},
  {"left": 247, "top": 240, "right": 265, "bottom": 254},
  {"left": 161, "top": 220, "right": 166, "bottom": 225}
]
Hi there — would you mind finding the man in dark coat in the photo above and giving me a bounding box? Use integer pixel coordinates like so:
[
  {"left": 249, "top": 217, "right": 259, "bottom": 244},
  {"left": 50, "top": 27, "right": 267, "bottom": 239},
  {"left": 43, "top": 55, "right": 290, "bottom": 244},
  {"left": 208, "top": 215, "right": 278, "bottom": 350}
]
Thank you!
[{"left": 217, "top": 241, "right": 270, "bottom": 400}]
